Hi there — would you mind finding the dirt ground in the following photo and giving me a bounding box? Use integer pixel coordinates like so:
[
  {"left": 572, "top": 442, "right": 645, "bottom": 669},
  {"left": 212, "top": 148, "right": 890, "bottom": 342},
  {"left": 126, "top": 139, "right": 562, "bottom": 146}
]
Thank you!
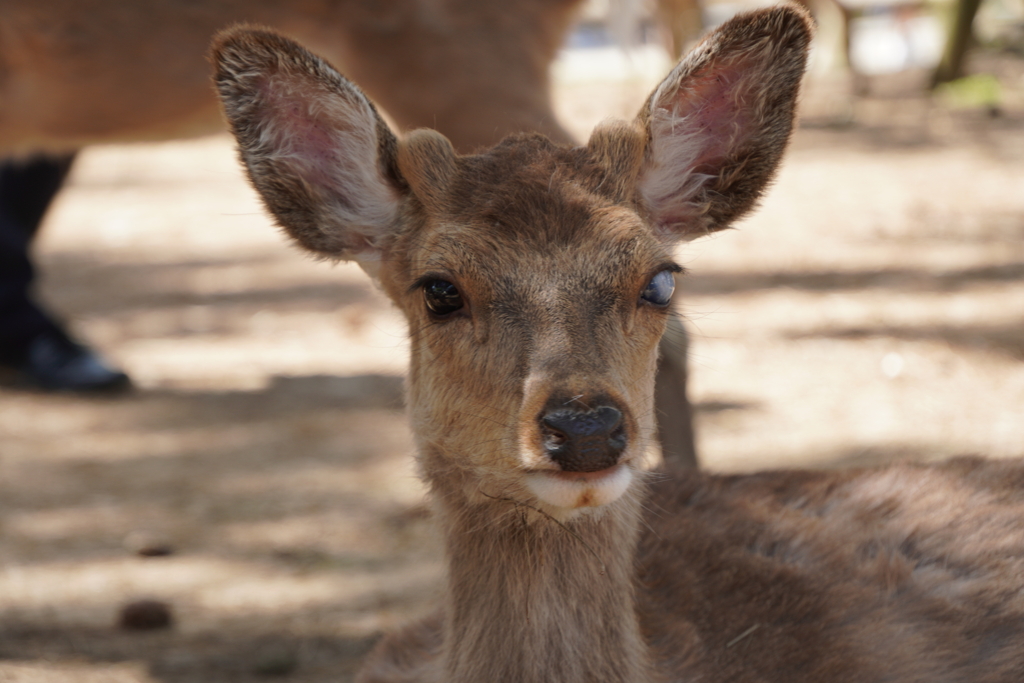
[{"left": 1, "top": 57, "right": 1023, "bottom": 681}]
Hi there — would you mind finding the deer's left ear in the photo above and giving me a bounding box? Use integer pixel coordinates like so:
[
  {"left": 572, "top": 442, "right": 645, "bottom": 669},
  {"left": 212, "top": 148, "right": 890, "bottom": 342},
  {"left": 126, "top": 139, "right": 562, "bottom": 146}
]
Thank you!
[
  {"left": 212, "top": 25, "right": 404, "bottom": 262},
  {"left": 636, "top": 5, "right": 813, "bottom": 242}
]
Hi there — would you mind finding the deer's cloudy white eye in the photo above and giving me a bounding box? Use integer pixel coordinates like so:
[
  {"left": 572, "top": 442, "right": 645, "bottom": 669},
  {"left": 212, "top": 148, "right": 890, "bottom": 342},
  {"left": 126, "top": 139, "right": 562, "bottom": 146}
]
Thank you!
[
  {"left": 640, "top": 270, "right": 675, "bottom": 307},
  {"left": 423, "top": 279, "right": 464, "bottom": 316}
]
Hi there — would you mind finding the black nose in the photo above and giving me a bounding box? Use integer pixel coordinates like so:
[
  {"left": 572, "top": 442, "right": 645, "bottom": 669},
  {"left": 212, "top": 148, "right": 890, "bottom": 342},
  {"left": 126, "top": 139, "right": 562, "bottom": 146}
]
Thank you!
[{"left": 540, "top": 404, "right": 627, "bottom": 472}]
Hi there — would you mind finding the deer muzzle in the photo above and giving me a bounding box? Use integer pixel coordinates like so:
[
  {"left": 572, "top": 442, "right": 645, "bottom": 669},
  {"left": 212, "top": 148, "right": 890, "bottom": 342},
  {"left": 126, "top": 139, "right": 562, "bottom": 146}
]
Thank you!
[
  {"left": 521, "top": 391, "right": 637, "bottom": 511},
  {"left": 540, "top": 404, "right": 627, "bottom": 472}
]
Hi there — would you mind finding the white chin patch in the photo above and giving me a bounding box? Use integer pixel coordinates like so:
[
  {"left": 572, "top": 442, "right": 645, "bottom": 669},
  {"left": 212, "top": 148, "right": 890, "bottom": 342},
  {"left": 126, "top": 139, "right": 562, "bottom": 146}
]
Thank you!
[{"left": 525, "top": 466, "right": 633, "bottom": 510}]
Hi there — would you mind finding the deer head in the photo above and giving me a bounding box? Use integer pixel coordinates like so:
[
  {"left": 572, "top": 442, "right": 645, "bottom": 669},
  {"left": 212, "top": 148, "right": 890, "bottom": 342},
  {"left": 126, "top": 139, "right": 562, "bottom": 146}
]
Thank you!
[{"left": 212, "top": 6, "right": 811, "bottom": 518}]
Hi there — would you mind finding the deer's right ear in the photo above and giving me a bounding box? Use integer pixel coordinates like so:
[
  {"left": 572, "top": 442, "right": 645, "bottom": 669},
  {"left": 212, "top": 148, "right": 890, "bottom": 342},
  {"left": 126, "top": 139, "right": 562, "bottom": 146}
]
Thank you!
[
  {"left": 212, "top": 26, "right": 402, "bottom": 262},
  {"left": 634, "top": 5, "right": 812, "bottom": 243}
]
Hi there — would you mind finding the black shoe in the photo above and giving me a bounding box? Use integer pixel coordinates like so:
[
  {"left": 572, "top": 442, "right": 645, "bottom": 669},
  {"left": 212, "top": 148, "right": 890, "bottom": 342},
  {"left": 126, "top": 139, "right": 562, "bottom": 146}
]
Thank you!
[{"left": 4, "top": 329, "right": 131, "bottom": 392}]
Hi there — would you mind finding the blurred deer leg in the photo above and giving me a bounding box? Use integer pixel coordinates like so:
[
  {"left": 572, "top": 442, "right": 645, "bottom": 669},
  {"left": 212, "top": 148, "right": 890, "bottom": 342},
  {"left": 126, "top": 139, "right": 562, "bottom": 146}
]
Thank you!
[
  {"left": 654, "top": 0, "right": 705, "bottom": 59},
  {"left": 655, "top": 314, "right": 698, "bottom": 470}
]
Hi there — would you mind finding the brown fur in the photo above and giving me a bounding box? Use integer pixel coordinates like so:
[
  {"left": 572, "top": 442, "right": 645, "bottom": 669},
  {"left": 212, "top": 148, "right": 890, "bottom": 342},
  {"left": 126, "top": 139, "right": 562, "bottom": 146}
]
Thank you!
[{"left": 214, "top": 6, "right": 1024, "bottom": 682}]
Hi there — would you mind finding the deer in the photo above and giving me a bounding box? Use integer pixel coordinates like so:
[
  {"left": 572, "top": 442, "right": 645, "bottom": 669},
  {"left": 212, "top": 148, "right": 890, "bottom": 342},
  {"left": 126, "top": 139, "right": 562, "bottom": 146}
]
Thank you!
[
  {"left": 1, "top": 0, "right": 696, "bottom": 462},
  {"left": 0, "top": 0, "right": 586, "bottom": 156},
  {"left": 214, "top": 4, "right": 1024, "bottom": 681}
]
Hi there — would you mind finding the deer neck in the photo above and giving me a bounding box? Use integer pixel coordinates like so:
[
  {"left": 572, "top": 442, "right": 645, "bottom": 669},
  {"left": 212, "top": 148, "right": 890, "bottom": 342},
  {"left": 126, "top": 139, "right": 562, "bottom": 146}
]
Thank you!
[{"left": 425, "top": 454, "right": 655, "bottom": 683}]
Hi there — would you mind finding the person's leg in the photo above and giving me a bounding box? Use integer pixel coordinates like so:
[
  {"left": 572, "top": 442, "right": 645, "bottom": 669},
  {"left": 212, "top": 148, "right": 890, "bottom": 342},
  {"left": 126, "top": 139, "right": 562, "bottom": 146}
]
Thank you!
[
  {"left": 0, "top": 154, "right": 130, "bottom": 391},
  {"left": 0, "top": 154, "right": 74, "bottom": 351}
]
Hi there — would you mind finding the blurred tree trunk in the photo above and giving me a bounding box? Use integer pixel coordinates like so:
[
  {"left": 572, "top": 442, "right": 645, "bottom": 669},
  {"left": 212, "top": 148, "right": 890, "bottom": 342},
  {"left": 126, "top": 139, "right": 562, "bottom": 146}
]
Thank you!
[{"left": 932, "top": 0, "right": 984, "bottom": 87}]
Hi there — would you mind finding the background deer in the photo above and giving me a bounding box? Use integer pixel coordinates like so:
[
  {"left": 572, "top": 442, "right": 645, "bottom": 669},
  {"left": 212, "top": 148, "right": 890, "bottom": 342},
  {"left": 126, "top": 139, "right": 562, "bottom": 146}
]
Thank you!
[
  {"left": 0, "top": 0, "right": 696, "bottom": 462},
  {"left": 0, "top": 0, "right": 583, "bottom": 155},
  {"left": 214, "top": 5, "right": 1024, "bottom": 682}
]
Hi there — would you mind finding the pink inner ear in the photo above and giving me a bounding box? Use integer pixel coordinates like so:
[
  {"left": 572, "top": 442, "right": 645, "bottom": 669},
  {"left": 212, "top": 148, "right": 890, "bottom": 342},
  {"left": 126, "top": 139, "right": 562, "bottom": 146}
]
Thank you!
[
  {"left": 672, "top": 69, "right": 753, "bottom": 172},
  {"left": 251, "top": 74, "right": 399, "bottom": 244},
  {"left": 642, "top": 57, "right": 758, "bottom": 237},
  {"left": 259, "top": 78, "right": 353, "bottom": 197},
  {"left": 279, "top": 100, "right": 345, "bottom": 192}
]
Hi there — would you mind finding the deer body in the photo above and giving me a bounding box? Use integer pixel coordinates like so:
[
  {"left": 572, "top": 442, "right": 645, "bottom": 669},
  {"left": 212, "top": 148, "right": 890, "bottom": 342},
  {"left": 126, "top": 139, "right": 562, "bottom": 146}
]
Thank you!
[
  {"left": 213, "top": 6, "right": 1024, "bottom": 682},
  {"left": 360, "top": 459, "right": 1024, "bottom": 682},
  {"left": 634, "top": 461, "right": 1024, "bottom": 681},
  {"left": 0, "top": 0, "right": 579, "bottom": 155}
]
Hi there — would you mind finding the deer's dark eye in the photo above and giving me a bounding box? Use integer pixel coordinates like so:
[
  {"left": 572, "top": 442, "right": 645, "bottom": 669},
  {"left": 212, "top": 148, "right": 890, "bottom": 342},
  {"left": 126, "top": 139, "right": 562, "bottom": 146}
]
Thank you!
[
  {"left": 423, "top": 279, "right": 464, "bottom": 316},
  {"left": 640, "top": 270, "right": 675, "bottom": 307}
]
